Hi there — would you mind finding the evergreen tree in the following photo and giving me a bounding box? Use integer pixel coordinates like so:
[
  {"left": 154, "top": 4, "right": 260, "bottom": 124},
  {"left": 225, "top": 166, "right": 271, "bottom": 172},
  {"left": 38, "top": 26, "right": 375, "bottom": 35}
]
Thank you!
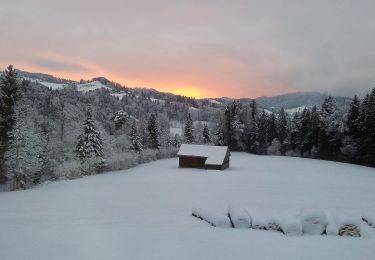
[
  {"left": 247, "top": 121, "right": 259, "bottom": 154},
  {"left": 0, "top": 65, "right": 21, "bottom": 183},
  {"left": 76, "top": 108, "right": 104, "bottom": 174},
  {"left": 289, "top": 112, "right": 301, "bottom": 152},
  {"left": 310, "top": 106, "right": 320, "bottom": 150},
  {"left": 318, "top": 96, "right": 342, "bottom": 160},
  {"left": 129, "top": 120, "right": 142, "bottom": 153},
  {"left": 147, "top": 113, "right": 160, "bottom": 149},
  {"left": 215, "top": 128, "right": 224, "bottom": 146},
  {"left": 299, "top": 108, "right": 312, "bottom": 156},
  {"left": 5, "top": 103, "right": 43, "bottom": 189},
  {"left": 202, "top": 124, "right": 211, "bottom": 143},
  {"left": 112, "top": 110, "right": 128, "bottom": 130},
  {"left": 267, "top": 112, "right": 277, "bottom": 145},
  {"left": 257, "top": 110, "right": 268, "bottom": 154},
  {"left": 250, "top": 99, "right": 257, "bottom": 121},
  {"left": 172, "top": 134, "right": 179, "bottom": 147},
  {"left": 184, "top": 113, "right": 194, "bottom": 144},
  {"left": 230, "top": 113, "right": 244, "bottom": 150},
  {"left": 358, "top": 88, "right": 375, "bottom": 166},
  {"left": 224, "top": 106, "right": 231, "bottom": 146},
  {"left": 346, "top": 95, "right": 361, "bottom": 136},
  {"left": 277, "top": 108, "right": 288, "bottom": 155}
]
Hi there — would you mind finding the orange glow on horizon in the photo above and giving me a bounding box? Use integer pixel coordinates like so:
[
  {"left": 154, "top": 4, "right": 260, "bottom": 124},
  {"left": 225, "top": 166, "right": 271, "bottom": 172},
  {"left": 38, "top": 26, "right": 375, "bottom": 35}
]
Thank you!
[{"left": 1, "top": 62, "right": 296, "bottom": 99}]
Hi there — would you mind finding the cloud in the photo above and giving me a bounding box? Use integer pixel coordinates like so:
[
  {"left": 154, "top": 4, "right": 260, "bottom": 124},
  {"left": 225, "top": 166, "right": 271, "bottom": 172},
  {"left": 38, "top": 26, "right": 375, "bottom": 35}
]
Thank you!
[{"left": 1, "top": 0, "right": 374, "bottom": 97}]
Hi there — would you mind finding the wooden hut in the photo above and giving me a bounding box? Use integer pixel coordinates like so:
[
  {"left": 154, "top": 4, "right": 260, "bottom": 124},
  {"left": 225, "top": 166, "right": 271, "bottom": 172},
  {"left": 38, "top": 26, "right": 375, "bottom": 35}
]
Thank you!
[{"left": 177, "top": 144, "right": 230, "bottom": 170}]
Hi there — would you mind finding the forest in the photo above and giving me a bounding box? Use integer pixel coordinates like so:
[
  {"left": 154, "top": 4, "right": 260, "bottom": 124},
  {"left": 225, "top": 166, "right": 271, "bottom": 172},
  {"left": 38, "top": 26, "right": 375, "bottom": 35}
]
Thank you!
[{"left": 0, "top": 65, "right": 374, "bottom": 190}]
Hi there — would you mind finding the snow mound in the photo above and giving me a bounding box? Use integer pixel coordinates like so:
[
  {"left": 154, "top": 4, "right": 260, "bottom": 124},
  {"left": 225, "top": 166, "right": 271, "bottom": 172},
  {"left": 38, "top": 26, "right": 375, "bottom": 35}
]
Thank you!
[
  {"left": 192, "top": 207, "right": 231, "bottom": 228},
  {"left": 228, "top": 205, "right": 251, "bottom": 228},
  {"left": 265, "top": 216, "right": 283, "bottom": 233},
  {"left": 325, "top": 212, "right": 339, "bottom": 236},
  {"left": 281, "top": 217, "right": 302, "bottom": 236},
  {"left": 299, "top": 209, "right": 328, "bottom": 235},
  {"left": 246, "top": 209, "right": 267, "bottom": 230}
]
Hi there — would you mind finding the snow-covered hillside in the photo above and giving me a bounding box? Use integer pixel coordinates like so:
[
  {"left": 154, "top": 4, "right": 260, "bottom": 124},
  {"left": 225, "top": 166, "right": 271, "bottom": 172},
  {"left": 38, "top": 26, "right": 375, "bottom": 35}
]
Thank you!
[
  {"left": 77, "top": 81, "right": 112, "bottom": 92},
  {"left": 0, "top": 153, "right": 374, "bottom": 260}
]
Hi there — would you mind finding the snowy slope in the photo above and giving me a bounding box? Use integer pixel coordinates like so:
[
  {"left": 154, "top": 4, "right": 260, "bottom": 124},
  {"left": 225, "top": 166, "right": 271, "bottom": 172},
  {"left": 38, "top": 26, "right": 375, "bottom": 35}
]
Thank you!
[
  {"left": 77, "top": 81, "right": 112, "bottom": 92},
  {"left": 0, "top": 153, "right": 375, "bottom": 260},
  {"left": 111, "top": 92, "right": 128, "bottom": 99},
  {"left": 24, "top": 77, "right": 68, "bottom": 90},
  {"left": 285, "top": 106, "right": 307, "bottom": 114}
]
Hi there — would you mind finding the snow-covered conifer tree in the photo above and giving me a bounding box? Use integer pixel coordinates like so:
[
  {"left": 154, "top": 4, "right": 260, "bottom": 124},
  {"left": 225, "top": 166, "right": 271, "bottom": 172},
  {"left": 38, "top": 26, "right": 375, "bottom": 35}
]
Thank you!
[
  {"left": 247, "top": 121, "right": 259, "bottom": 154},
  {"left": 267, "top": 112, "right": 277, "bottom": 145},
  {"left": 346, "top": 95, "right": 361, "bottom": 136},
  {"left": 299, "top": 108, "right": 312, "bottom": 156},
  {"left": 318, "top": 96, "right": 342, "bottom": 160},
  {"left": 257, "top": 110, "right": 268, "bottom": 154},
  {"left": 0, "top": 65, "right": 21, "bottom": 183},
  {"left": 76, "top": 108, "right": 104, "bottom": 174},
  {"left": 129, "top": 120, "right": 142, "bottom": 153},
  {"left": 184, "top": 113, "right": 194, "bottom": 144},
  {"left": 277, "top": 108, "right": 288, "bottom": 155},
  {"left": 202, "top": 124, "right": 211, "bottom": 143},
  {"left": 147, "top": 113, "right": 160, "bottom": 149},
  {"left": 215, "top": 128, "right": 224, "bottom": 146},
  {"left": 5, "top": 103, "right": 43, "bottom": 189}
]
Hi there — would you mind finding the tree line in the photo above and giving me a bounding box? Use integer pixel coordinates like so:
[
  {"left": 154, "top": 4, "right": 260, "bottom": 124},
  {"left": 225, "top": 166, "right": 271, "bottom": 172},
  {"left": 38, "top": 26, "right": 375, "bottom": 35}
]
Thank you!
[{"left": 182, "top": 90, "right": 375, "bottom": 167}]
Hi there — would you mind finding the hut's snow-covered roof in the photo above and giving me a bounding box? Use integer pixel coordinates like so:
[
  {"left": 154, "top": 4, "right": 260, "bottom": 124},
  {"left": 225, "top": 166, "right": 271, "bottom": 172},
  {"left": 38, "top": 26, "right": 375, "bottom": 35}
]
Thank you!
[{"left": 177, "top": 144, "right": 229, "bottom": 165}]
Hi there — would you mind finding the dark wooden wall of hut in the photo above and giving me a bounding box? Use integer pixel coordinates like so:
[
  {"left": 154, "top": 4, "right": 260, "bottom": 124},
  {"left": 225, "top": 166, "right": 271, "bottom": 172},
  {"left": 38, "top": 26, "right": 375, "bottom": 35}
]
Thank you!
[{"left": 179, "top": 156, "right": 207, "bottom": 168}]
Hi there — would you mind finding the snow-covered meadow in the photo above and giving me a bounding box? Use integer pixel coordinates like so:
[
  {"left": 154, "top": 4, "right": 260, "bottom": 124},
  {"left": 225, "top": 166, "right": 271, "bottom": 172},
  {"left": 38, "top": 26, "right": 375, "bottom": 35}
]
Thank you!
[{"left": 0, "top": 153, "right": 374, "bottom": 260}]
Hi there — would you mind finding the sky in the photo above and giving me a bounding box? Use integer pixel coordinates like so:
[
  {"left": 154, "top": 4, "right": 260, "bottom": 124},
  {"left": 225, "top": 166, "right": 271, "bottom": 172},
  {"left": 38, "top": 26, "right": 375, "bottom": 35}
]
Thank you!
[{"left": 1, "top": 0, "right": 375, "bottom": 98}]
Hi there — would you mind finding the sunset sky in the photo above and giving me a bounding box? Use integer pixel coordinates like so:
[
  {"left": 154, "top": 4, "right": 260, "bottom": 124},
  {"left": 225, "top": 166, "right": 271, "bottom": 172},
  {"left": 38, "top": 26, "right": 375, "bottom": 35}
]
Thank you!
[{"left": 1, "top": 0, "right": 375, "bottom": 98}]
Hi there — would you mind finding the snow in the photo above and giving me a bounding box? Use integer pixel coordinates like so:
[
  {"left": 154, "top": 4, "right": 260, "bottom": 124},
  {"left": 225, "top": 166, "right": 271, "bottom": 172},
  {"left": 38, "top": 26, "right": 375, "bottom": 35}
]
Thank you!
[
  {"left": 208, "top": 99, "right": 222, "bottom": 105},
  {"left": 189, "top": 106, "right": 199, "bottom": 111},
  {"left": 111, "top": 92, "right": 128, "bottom": 99},
  {"left": 285, "top": 106, "right": 307, "bottom": 114},
  {"left": 247, "top": 209, "right": 267, "bottom": 229},
  {"left": 40, "top": 81, "right": 67, "bottom": 90},
  {"left": 177, "top": 144, "right": 228, "bottom": 165},
  {"left": 170, "top": 127, "right": 182, "bottom": 136},
  {"left": 1, "top": 153, "right": 375, "bottom": 260},
  {"left": 281, "top": 216, "right": 302, "bottom": 236},
  {"left": 228, "top": 204, "right": 251, "bottom": 228},
  {"left": 23, "top": 77, "right": 68, "bottom": 90},
  {"left": 299, "top": 209, "right": 328, "bottom": 235},
  {"left": 150, "top": 98, "right": 165, "bottom": 104},
  {"left": 192, "top": 207, "right": 231, "bottom": 228},
  {"left": 326, "top": 212, "right": 339, "bottom": 236},
  {"left": 77, "top": 81, "right": 111, "bottom": 92}
]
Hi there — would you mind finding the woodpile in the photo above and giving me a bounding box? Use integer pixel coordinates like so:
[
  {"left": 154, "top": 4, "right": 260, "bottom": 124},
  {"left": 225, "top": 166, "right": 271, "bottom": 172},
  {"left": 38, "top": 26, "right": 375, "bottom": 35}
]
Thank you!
[
  {"left": 191, "top": 206, "right": 367, "bottom": 238},
  {"left": 338, "top": 224, "right": 361, "bottom": 237},
  {"left": 266, "top": 222, "right": 283, "bottom": 233},
  {"left": 362, "top": 215, "right": 375, "bottom": 228}
]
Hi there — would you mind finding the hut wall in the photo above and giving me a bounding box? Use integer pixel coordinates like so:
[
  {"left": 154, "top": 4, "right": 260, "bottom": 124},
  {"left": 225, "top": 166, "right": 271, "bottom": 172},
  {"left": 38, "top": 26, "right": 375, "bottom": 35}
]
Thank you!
[{"left": 179, "top": 156, "right": 207, "bottom": 168}]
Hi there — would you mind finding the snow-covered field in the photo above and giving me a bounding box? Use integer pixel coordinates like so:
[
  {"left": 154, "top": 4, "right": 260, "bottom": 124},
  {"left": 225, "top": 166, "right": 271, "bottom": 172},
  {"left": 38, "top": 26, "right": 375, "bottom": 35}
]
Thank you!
[{"left": 0, "top": 153, "right": 375, "bottom": 260}]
